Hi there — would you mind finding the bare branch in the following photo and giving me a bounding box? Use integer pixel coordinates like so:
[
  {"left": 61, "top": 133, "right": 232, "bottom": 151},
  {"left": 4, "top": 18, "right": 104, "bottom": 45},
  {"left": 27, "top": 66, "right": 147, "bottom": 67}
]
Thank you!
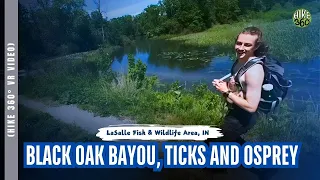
[{"left": 93, "top": 0, "right": 101, "bottom": 12}]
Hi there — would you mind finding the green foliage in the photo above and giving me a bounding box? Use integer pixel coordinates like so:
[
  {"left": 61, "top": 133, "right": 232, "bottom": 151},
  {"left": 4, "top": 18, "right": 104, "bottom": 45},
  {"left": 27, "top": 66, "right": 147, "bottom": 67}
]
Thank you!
[
  {"left": 152, "top": 83, "right": 227, "bottom": 126},
  {"left": 93, "top": 47, "right": 117, "bottom": 71},
  {"left": 135, "top": 0, "right": 319, "bottom": 38},
  {"left": 128, "top": 54, "right": 147, "bottom": 88},
  {"left": 214, "top": 0, "right": 241, "bottom": 24},
  {"left": 161, "top": 18, "right": 183, "bottom": 34},
  {"left": 19, "top": 46, "right": 116, "bottom": 108}
]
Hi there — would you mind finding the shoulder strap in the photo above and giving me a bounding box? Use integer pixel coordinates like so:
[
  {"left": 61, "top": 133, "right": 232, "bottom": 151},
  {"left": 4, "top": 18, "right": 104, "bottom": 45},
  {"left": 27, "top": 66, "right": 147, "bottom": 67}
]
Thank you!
[
  {"left": 230, "top": 59, "right": 239, "bottom": 75},
  {"left": 234, "top": 56, "right": 265, "bottom": 88}
]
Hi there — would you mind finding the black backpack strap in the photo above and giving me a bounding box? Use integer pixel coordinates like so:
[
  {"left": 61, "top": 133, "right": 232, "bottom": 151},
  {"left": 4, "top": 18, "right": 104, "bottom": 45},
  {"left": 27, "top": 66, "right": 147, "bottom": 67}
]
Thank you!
[
  {"left": 230, "top": 59, "right": 239, "bottom": 75},
  {"left": 234, "top": 57, "right": 265, "bottom": 89}
]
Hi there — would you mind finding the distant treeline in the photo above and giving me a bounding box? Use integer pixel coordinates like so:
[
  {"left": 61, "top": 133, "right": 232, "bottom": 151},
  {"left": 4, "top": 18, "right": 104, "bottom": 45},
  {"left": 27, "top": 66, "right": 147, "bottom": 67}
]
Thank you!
[{"left": 19, "top": 0, "right": 319, "bottom": 67}]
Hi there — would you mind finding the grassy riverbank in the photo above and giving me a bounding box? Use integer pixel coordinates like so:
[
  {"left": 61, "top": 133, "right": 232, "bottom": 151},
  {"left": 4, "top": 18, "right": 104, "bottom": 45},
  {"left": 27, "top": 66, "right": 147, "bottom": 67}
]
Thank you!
[
  {"left": 168, "top": 13, "right": 320, "bottom": 61},
  {"left": 21, "top": 45, "right": 228, "bottom": 126}
]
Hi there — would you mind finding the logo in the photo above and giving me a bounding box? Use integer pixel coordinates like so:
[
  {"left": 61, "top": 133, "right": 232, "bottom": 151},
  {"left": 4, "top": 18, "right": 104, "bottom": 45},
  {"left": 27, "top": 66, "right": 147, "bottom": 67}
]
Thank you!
[{"left": 293, "top": 9, "right": 312, "bottom": 28}]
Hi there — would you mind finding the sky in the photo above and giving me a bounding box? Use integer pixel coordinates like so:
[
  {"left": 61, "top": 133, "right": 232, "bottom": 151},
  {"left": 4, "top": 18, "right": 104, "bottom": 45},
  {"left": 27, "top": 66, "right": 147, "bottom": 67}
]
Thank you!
[
  {"left": 19, "top": 0, "right": 159, "bottom": 20},
  {"left": 84, "top": 0, "right": 160, "bottom": 19}
]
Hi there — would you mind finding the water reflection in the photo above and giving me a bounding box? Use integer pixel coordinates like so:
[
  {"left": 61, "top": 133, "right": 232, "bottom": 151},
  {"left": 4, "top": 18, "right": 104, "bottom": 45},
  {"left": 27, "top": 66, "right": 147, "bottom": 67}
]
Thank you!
[{"left": 112, "top": 39, "right": 233, "bottom": 72}]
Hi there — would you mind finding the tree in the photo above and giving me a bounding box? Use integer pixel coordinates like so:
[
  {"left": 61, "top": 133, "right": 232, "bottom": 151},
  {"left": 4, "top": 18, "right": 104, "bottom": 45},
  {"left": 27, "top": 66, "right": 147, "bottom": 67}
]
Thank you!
[
  {"left": 214, "top": 0, "right": 241, "bottom": 24},
  {"left": 93, "top": 0, "right": 106, "bottom": 43}
]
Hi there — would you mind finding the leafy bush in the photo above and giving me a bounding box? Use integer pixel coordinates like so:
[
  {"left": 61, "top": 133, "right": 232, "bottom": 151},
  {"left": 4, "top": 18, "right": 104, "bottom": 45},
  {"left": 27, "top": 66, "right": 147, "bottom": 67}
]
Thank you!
[{"left": 128, "top": 54, "right": 147, "bottom": 88}]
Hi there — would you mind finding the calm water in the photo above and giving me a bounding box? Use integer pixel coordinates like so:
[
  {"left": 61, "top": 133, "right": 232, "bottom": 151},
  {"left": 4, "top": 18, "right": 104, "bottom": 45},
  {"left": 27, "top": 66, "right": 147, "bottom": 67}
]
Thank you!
[{"left": 111, "top": 39, "right": 320, "bottom": 105}]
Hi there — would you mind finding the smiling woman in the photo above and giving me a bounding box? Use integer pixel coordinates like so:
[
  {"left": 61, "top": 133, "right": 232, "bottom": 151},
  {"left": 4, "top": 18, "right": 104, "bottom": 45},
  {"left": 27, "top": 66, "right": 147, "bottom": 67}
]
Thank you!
[{"left": 209, "top": 26, "right": 266, "bottom": 146}]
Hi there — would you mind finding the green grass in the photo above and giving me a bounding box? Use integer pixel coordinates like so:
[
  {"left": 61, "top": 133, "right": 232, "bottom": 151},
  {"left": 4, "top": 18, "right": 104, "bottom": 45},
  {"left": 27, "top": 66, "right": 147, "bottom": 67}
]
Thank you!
[
  {"left": 169, "top": 13, "right": 320, "bottom": 61},
  {"left": 246, "top": 101, "right": 320, "bottom": 155},
  {"left": 101, "top": 75, "right": 228, "bottom": 125},
  {"left": 151, "top": 34, "right": 180, "bottom": 40},
  {"left": 21, "top": 72, "right": 228, "bottom": 127}
]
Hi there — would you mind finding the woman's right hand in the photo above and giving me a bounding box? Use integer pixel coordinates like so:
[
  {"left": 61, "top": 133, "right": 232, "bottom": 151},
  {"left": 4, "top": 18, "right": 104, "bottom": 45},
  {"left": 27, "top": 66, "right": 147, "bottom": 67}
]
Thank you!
[{"left": 228, "top": 76, "right": 237, "bottom": 92}]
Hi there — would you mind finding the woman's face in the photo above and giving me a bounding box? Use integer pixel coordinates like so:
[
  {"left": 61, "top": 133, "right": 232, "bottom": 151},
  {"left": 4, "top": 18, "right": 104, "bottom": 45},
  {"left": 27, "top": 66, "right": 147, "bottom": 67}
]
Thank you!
[{"left": 235, "top": 33, "right": 258, "bottom": 60}]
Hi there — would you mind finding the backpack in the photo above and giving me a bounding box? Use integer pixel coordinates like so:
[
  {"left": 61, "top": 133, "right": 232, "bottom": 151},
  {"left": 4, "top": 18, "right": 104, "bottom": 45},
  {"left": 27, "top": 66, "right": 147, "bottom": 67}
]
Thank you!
[{"left": 231, "top": 56, "right": 292, "bottom": 114}]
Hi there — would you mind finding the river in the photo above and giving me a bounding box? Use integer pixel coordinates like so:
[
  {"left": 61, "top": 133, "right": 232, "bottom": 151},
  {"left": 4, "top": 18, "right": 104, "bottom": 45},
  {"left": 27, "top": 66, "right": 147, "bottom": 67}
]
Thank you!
[{"left": 111, "top": 39, "right": 320, "bottom": 108}]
